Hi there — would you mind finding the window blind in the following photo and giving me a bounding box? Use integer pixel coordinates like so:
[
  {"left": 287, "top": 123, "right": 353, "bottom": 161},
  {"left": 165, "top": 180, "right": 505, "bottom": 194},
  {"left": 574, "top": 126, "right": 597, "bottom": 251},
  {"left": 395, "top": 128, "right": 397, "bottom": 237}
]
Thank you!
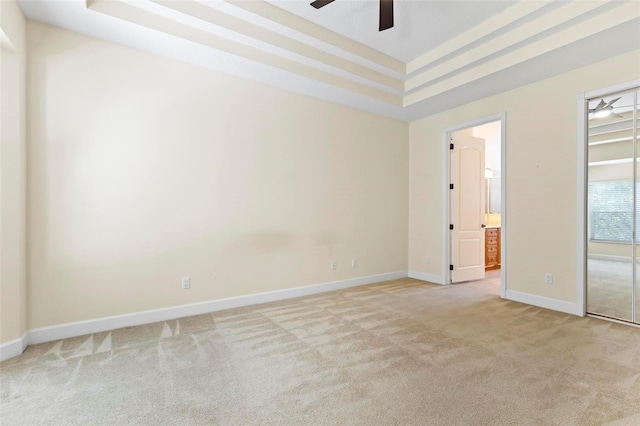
[{"left": 588, "top": 180, "right": 639, "bottom": 242}]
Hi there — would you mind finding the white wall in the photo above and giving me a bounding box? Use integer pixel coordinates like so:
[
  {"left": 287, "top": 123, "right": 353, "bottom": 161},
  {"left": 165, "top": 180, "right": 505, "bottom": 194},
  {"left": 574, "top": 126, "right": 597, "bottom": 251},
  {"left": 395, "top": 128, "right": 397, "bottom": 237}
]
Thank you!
[
  {"left": 26, "top": 21, "right": 409, "bottom": 330},
  {"left": 409, "top": 49, "right": 640, "bottom": 307},
  {"left": 0, "top": 0, "right": 27, "bottom": 347}
]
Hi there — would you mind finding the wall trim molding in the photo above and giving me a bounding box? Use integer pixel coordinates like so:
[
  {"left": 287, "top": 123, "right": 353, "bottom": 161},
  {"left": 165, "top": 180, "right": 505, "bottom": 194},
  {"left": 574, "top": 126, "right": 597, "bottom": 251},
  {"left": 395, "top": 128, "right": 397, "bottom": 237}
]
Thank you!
[
  {"left": 408, "top": 270, "right": 445, "bottom": 285},
  {"left": 576, "top": 91, "right": 587, "bottom": 317},
  {"left": 0, "top": 333, "right": 29, "bottom": 362},
  {"left": 3, "top": 270, "right": 408, "bottom": 361},
  {"left": 506, "top": 289, "right": 581, "bottom": 316}
]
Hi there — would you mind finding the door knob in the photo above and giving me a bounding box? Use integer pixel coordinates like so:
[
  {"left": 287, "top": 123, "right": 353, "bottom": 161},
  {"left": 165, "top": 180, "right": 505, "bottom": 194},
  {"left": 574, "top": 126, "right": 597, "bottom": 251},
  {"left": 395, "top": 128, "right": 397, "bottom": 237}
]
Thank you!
[{"left": 481, "top": 224, "right": 486, "bottom": 228}]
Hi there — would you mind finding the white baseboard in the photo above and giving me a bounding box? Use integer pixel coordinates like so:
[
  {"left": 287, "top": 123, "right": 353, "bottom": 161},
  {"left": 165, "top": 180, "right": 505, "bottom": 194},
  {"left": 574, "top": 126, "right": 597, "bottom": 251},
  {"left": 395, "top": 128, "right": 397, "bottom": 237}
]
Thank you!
[
  {"left": 505, "top": 289, "right": 581, "bottom": 316},
  {"left": 0, "top": 333, "right": 28, "bottom": 363},
  {"left": 408, "top": 270, "right": 446, "bottom": 285},
  {"left": 21, "top": 270, "right": 407, "bottom": 350},
  {"left": 587, "top": 254, "right": 632, "bottom": 263}
]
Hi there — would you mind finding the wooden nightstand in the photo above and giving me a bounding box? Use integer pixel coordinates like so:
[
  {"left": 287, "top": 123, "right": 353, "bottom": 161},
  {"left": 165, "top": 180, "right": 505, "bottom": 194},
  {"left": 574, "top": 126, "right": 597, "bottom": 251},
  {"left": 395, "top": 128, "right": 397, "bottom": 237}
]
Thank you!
[{"left": 485, "top": 227, "right": 500, "bottom": 270}]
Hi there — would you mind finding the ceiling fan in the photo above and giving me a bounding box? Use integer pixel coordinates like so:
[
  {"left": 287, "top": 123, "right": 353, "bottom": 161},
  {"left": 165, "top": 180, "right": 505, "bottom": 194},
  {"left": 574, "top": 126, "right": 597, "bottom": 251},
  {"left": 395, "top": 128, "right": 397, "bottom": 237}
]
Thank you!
[
  {"left": 310, "top": 0, "right": 394, "bottom": 32},
  {"left": 589, "top": 97, "right": 623, "bottom": 118}
]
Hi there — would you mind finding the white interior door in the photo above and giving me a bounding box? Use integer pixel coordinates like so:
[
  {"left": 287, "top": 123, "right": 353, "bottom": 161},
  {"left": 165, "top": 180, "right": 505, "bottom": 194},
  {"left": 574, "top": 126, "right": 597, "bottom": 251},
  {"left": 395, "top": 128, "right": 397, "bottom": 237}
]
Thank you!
[{"left": 451, "top": 132, "right": 486, "bottom": 283}]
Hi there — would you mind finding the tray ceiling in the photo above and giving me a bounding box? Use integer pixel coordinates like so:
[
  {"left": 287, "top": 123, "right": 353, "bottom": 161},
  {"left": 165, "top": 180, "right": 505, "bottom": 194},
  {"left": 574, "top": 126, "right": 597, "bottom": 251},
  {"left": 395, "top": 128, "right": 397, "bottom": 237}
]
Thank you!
[{"left": 17, "top": 0, "right": 640, "bottom": 121}]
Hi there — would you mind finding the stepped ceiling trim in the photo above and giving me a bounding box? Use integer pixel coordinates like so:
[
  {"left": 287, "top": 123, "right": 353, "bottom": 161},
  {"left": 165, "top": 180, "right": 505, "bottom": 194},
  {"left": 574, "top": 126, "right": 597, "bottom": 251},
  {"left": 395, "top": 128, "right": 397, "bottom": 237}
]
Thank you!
[{"left": 17, "top": 0, "right": 640, "bottom": 121}]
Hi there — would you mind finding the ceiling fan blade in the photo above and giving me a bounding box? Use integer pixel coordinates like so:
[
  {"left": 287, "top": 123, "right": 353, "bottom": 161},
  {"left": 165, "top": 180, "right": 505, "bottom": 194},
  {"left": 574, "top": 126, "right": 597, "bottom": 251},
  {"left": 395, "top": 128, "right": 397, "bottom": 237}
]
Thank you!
[
  {"left": 379, "top": 0, "right": 394, "bottom": 31},
  {"left": 310, "top": 0, "right": 335, "bottom": 9},
  {"left": 591, "top": 99, "right": 606, "bottom": 112},
  {"left": 604, "top": 96, "right": 622, "bottom": 109},
  {"left": 611, "top": 111, "right": 624, "bottom": 118}
]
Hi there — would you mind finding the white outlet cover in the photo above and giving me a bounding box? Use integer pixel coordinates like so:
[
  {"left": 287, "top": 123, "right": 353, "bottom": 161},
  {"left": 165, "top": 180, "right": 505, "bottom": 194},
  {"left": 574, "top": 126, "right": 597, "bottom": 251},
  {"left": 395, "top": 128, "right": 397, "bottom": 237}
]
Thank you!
[{"left": 182, "top": 277, "right": 191, "bottom": 289}]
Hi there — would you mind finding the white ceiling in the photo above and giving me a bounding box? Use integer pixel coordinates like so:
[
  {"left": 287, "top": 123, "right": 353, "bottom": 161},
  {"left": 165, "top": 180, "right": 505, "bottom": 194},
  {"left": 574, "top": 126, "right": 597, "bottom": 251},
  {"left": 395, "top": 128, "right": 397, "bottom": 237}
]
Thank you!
[
  {"left": 267, "top": 0, "right": 517, "bottom": 62},
  {"left": 17, "top": 0, "right": 640, "bottom": 121}
]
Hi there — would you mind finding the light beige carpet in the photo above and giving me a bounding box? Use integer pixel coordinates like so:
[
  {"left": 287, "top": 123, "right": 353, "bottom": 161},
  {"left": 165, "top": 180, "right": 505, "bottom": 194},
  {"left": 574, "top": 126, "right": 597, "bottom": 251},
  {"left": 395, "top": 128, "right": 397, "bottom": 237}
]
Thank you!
[
  {"left": 587, "top": 259, "right": 637, "bottom": 322},
  {"left": 2, "top": 276, "right": 640, "bottom": 425}
]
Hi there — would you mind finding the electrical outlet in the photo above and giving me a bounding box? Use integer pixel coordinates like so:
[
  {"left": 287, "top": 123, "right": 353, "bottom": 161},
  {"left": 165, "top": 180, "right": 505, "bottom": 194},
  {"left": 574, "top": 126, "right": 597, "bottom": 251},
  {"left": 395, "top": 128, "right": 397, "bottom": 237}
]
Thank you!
[
  {"left": 331, "top": 261, "right": 337, "bottom": 270},
  {"left": 426, "top": 256, "right": 431, "bottom": 264},
  {"left": 351, "top": 258, "right": 357, "bottom": 268},
  {"left": 544, "top": 273, "right": 553, "bottom": 284},
  {"left": 181, "top": 277, "right": 191, "bottom": 289}
]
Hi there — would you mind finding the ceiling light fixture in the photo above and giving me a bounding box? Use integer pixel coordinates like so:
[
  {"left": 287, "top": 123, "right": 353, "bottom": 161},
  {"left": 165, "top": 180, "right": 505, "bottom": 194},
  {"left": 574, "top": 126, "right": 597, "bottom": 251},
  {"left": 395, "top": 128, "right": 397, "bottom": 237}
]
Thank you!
[{"left": 593, "top": 109, "right": 611, "bottom": 118}]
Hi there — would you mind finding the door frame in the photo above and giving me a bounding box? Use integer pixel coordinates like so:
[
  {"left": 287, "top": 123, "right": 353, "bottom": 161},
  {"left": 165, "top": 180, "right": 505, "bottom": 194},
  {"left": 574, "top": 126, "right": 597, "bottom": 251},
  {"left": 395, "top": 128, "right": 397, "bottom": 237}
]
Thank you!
[
  {"left": 442, "top": 112, "right": 507, "bottom": 298},
  {"left": 577, "top": 79, "right": 640, "bottom": 318}
]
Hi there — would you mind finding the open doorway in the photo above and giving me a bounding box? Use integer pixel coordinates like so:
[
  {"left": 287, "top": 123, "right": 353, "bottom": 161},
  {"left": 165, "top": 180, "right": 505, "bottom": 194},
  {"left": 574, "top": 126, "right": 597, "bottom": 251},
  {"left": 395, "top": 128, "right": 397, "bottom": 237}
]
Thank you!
[{"left": 443, "top": 114, "right": 506, "bottom": 298}]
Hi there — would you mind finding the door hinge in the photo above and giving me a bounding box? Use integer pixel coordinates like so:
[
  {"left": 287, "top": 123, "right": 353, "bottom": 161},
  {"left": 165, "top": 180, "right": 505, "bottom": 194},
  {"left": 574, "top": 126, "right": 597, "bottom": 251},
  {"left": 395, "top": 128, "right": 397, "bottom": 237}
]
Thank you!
[
  {"left": 450, "top": 183, "right": 454, "bottom": 190},
  {"left": 450, "top": 143, "right": 454, "bottom": 150},
  {"left": 449, "top": 265, "right": 454, "bottom": 271},
  {"left": 450, "top": 224, "right": 454, "bottom": 230}
]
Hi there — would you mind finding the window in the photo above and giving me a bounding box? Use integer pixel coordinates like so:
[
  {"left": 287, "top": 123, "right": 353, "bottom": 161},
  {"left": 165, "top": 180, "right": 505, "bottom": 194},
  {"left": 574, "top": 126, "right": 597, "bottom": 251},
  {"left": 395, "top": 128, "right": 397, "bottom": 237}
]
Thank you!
[{"left": 588, "top": 180, "right": 638, "bottom": 242}]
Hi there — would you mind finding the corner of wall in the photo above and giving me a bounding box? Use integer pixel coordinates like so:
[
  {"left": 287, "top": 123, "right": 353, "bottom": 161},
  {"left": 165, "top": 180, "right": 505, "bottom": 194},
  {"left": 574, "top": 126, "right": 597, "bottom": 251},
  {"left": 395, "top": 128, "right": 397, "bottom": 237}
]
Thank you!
[
  {"left": 0, "top": 0, "right": 28, "bottom": 352},
  {"left": 0, "top": 333, "right": 28, "bottom": 362},
  {"left": 408, "top": 271, "right": 445, "bottom": 285}
]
